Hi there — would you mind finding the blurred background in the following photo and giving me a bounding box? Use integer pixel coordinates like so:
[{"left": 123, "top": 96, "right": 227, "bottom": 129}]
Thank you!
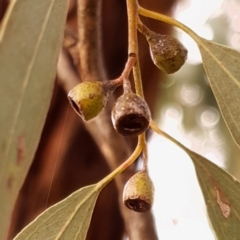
[
  {"left": 1, "top": 0, "right": 239, "bottom": 239},
  {"left": 148, "top": 0, "right": 240, "bottom": 239}
]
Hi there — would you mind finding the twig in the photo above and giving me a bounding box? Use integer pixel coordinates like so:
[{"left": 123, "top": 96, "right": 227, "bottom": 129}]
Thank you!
[
  {"left": 138, "top": 6, "right": 200, "bottom": 44},
  {"left": 126, "top": 0, "right": 148, "bottom": 193},
  {"left": 126, "top": 0, "right": 145, "bottom": 99},
  {"left": 76, "top": 0, "right": 158, "bottom": 239},
  {"left": 108, "top": 55, "right": 136, "bottom": 89}
]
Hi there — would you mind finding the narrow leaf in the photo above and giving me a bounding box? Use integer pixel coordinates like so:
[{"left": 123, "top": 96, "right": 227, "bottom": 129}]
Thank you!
[
  {"left": 187, "top": 150, "right": 240, "bottom": 240},
  {"left": 197, "top": 39, "right": 240, "bottom": 148},
  {"left": 0, "top": 0, "right": 68, "bottom": 238},
  {"left": 14, "top": 184, "right": 101, "bottom": 240},
  {"left": 151, "top": 115, "right": 240, "bottom": 239}
]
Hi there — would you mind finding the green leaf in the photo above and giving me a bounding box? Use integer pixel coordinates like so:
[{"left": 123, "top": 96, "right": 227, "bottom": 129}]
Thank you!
[
  {"left": 0, "top": 0, "right": 68, "bottom": 238},
  {"left": 14, "top": 184, "right": 101, "bottom": 240},
  {"left": 197, "top": 38, "right": 240, "bottom": 148},
  {"left": 12, "top": 142, "right": 141, "bottom": 239},
  {"left": 188, "top": 150, "right": 240, "bottom": 240},
  {"left": 150, "top": 121, "right": 240, "bottom": 239},
  {"left": 138, "top": 6, "right": 240, "bottom": 147}
]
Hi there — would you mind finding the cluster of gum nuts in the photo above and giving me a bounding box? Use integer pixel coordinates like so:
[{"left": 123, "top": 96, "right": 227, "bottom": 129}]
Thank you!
[{"left": 67, "top": 24, "right": 188, "bottom": 212}]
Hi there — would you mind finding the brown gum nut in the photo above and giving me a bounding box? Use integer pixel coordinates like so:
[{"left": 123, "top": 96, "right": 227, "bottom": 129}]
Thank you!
[
  {"left": 148, "top": 33, "right": 188, "bottom": 74},
  {"left": 111, "top": 93, "right": 151, "bottom": 136},
  {"left": 123, "top": 170, "right": 154, "bottom": 212}
]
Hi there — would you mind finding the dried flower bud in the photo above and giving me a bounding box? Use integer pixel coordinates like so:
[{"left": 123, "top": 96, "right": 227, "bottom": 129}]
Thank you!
[
  {"left": 111, "top": 93, "right": 151, "bottom": 136},
  {"left": 123, "top": 170, "right": 154, "bottom": 212},
  {"left": 68, "top": 81, "right": 107, "bottom": 121},
  {"left": 147, "top": 33, "right": 188, "bottom": 74}
]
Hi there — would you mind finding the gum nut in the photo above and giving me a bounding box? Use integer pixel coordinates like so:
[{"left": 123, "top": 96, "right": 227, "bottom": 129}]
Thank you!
[
  {"left": 111, "top": 93, "right": 151, "bottom": 136},
  {"left": 123, "top": 170, "right": 154, "bottom": 212},
  {"left": 68, "top": 81, "right": 107, "bottom": 121},
  {"left": 148, "top": 33, "right": 188, "bottom": 74}
]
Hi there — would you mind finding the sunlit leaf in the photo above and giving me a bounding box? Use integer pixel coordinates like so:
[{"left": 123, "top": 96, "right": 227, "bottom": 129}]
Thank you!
[
  {"left": 197, "top": 38, "right": 240, "bottom": 148},
  {"left": 150, "top": 121, "right": 240, "bottom": 240},
  {"left": 14, "top": 184, "right": 101, "bottom": 240},
  {"left": 0, "top": 0, "right": 68, "bottom": 238},
  {"left": 187, "top": 150, "right": 240, "bottom": 240}
]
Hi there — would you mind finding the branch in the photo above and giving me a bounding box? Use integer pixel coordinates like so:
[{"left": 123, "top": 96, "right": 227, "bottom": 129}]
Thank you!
[{"left": 75, "top": 0, "right": 159, "bottom": 239}]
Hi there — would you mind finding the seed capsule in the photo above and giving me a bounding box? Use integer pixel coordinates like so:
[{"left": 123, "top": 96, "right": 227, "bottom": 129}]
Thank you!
[
  {"left": 111, "top": 93, "right": 151, "bottom": 136},
  {"left": 68, "top": 81, "right": 107, "bottom": 121},
  {"left": 123, "top": 170, "right": 154, "bottom": 212},
  {"left": 147, "top": 33, "right": 188, "bottom": 74}
]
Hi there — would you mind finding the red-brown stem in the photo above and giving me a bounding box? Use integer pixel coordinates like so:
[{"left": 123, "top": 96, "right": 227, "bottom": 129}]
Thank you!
[
  {"left": 107, "top": 55, "right": 136, "bottom": 88},
  {"left": 121, "top": 54, "right": 136, "bottom": 80},
  {"left": 103, "top": 55, "right": 136, "bottom": 94}
]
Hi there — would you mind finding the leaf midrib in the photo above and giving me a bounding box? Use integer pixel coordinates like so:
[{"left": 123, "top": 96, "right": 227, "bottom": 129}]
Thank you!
[
  {"left": 198, "top": 39, "right": 240, "bottom": 145},
  {"left": 1, "top": 0, "right": 56, "bottom": 185},
  {"left": 198, "top": 38, "right": 240, "bottom": 89}
]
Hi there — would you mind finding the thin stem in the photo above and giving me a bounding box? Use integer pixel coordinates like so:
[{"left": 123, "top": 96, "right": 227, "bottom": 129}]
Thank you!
[
  {"left": 133, "top": 60, "right": 145, "bottom": 98},
  {"left": 105, "top": 56, "right": 136, "bottom": 92},
  {"left": 126, "top": 0, "right": 137, "bottom": 55},
  {"left": 137, "top": 17, "right": 153, "bottom": 39},
  {"left": 126, "top": 0, "right": 148, "bottom": 169},
  {"left": 121, "top": 55, "right": 136, "bottom": 80},
  {"left": 123, "top": 78, "right": 132, "bottom": 94},
  {"left": 140, "top": 135, "right": 148, "bottom": 171},
  {"left": 97, "top": 142, "right": 142, "bottom": 188},
  {"left": 126, "top": 0, "right": 144, "bottom": 99},
  {"left": 138, "top": 6, "right": 201, "bottom": 45},
  {"left": 111, "top": 56, "right": 136, "bottom": 85},
  {"left": 150, "top": 120, "right": 189, "bottom": 153}
]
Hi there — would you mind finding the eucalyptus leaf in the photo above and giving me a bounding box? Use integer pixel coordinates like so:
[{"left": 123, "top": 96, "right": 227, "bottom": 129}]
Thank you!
[
  {"left": 187, "top": 150, "right": 240, "bottom": 240},
  {"left": 139, "top": 7, "right": 240, "bottom": 148},
  {"left": 197, "top": 38, "right": 240, "bottom": 148},
  {"left": 0, "top": 0, "right": 68, "bottom": 238},
  {"left": 151, "top": 121, "right": 240, "bottom": 240},
  {"left": 14, "top": 184, "right": 101, "bottom": 240}
]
